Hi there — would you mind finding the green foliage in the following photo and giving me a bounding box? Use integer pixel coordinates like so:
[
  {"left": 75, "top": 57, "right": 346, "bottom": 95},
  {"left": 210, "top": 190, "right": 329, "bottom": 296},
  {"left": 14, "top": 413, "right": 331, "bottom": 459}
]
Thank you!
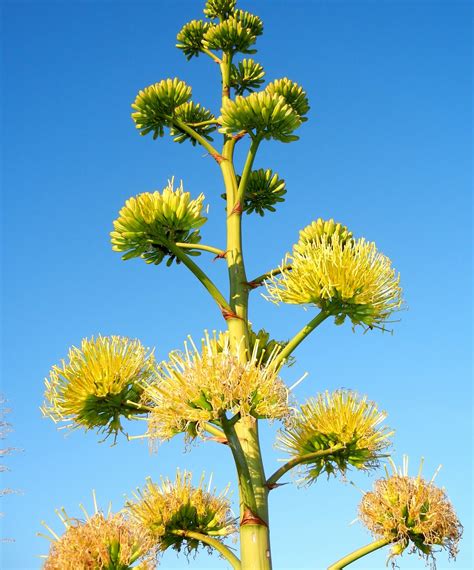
[
  {"left": 203, "top": 0, "right": 236, "bottom": 20},
  {"left": 111, "top": 180, "right": 207, "bottom": 266},
  {"left": 220, "top": 91, "right": 302, "bottom": 141},
  {"left": 170, "top": 102, "right": 217, "bottom": 145},
  {"left": 230, "top": 58, "right": 265, "bottom": 95},
  {"left": 132, "top": 78, "right": 192, "bottom": 139},
  {"left": 176, "top": 20, "right": 212, "bottom": 59}
]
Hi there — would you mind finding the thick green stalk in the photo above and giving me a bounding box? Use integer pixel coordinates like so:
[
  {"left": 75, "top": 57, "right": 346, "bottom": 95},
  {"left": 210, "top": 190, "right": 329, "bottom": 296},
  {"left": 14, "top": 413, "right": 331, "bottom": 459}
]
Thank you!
[
  {"left": 274, "top": 310, "right": 331, "bottom": 368},
  {"left": 327, "top": 538, "right": 391, "bottom": 569},
  {"left": 218, "top": 54, "right": 272, "bottom": 570},
  {"left": 171, "top": 530, "right": 241, "bottom": 569}
]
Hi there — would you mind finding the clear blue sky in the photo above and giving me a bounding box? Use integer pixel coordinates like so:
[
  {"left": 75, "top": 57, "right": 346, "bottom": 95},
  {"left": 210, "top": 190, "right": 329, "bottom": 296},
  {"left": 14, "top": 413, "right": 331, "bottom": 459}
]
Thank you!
[{"left": 1, "top": 1, "right": 472, "bottom": 569}]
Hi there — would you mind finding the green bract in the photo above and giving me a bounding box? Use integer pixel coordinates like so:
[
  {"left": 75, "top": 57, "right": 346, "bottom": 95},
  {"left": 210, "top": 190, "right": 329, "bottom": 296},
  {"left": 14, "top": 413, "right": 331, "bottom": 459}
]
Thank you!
[
  {"left": 265, "top": 78, "right": 310, "bottom": 122},
  {"left": 131, "top": 78, "right": 192, "bottom": 139},
  {"left": 230, "top": 58, "right": 265, "bottom": 95},
  {"left": 111, "top": 180, "right": 207, "bottom": 266},
  {"left": 170, "top": 102, "right": 217, "bottom": 145},
  {"left": 294, "top": 218, "right": 353, "bottom": 253},
  {"left": 203, "top": 0, "right": 236, "bottom": 19},
  {"left": 220, "top": 91, "right": 302, "bottom": 141},
  {"left": 203, "top": 17, "right": 257, "bottom": 54},
  {"left": 176, "top": 20, "right": 212, "bottom": 60},
  {"left": 241, "top": 168, "right": 286, "bottom": 216}
]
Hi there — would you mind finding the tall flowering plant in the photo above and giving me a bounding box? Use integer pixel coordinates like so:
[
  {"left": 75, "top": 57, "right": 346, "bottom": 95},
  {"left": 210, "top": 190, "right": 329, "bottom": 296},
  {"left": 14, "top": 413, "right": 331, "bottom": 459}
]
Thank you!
[{"left": 40, "top": 1, "right": 462, "bottom": 568}]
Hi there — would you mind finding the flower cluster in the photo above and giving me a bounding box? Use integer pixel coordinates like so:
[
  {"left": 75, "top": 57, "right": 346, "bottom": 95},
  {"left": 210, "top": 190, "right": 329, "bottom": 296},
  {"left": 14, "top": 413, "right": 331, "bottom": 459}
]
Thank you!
[
  {"left": 278, "top": 390, "right": 393, "bottom": 483},
  {"left": 132, "top": 78, "right": 192, "bottom": 139},
  {"left": 359, "top": 458, "right": 463, "bottom": 565},
  {"left": 265, "top": 223, "right": 402, "bottom": 329},
  {"left": 42, "top": 336, "right": 156, "bottom": 439},
  {"left": 203, "top": 0, "right": 236, "bottom": 20},
  {"left": 230, "top": 58, "right": 265, "bottom": 95},
  {"left": 126, "top": 470, "right": 236, "bottom": 556},
  {"left": 143, "top": 332, "right": 290, "bottom": 443},
  {"left": 111, "top": 179, "right": 207, "bottom": 266},
  {"left": 41, "top": 500, "right": 155, "bottom": 570},
  {"left": 294, "top": 218, "right": 353, "bottom": 253}
]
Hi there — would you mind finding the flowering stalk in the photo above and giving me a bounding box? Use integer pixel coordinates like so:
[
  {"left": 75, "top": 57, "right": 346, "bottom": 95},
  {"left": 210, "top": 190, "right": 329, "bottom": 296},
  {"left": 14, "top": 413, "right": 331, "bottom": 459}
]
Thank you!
[{"left": 327, "top": 538, "right": 391, "bottom": 570}]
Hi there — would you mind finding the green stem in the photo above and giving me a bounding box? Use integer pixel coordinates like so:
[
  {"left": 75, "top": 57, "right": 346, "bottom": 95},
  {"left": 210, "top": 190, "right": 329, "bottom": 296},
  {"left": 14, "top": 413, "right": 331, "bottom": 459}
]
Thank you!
[
  {"left": 265, "top": 444, "right": 345, "bottom": 488},
  {"left": 327, "top": 538, "right": 391, "bottom": 569},
  {"left": 274, "top": 310, "right": 330, "bottom": 368},
  {"left": 237, "top": 134, "right": 262, "bottom": 202},
  {"left": 172, "top": 118, "right": 220, "bottom": 158},
  {"left": 248, "top": 264, "right": 292, "bottom": 288},
  {"left": 175, "top": 242, "right": 226, "bottom": 257},
  {"left": 171, "top": 530, "right": 241, "bottom": 569},
  {"left": 164, "top": 240, "right": 232, "bottom": 316},
  {"left": 202, "top": 48, "right": 222, "bottom": 64},
  {"left": 187, "top": 119, "right": 221, "bottom": 128},
  {"left": 221, "top": 416, "right": 257, "bottom": 514},
  {"left": 203, "top": 421, "right": 226, "bottom": 440}
]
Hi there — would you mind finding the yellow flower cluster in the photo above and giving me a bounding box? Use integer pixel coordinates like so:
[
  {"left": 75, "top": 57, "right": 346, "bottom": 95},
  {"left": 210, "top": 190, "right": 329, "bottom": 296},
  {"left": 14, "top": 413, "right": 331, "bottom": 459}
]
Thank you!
[
  {"left": 278, "top": 390, "right": 393, "bottom": 482},
  {"left": 126, "top": 470, "right": 235, "bottom": 555},
  {"left": 41, "top": 502, "right": 155, "bottom": 570},
  {"left": 111, "top": 179, "right": 207, "bottom": 266},
  {"left": 42, "top": 336, "right": 156, "bottom": 439},
  {"left": 265, "top": 222, "right": 402, "bottom": 328},
  {"left": 359, "top": 458, "right": 463, "bottom": 564},
  {"left": 144, "top": 332, "right": 290, "bottom": 443}
]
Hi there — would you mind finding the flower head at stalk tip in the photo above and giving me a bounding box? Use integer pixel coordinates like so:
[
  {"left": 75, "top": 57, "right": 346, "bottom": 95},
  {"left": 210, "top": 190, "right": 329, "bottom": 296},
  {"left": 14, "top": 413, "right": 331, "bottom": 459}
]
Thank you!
[
  {"left": 294, "top": 218, "right": 353, "bottom": 253},
  {"left": 41, "top": 335, "right": 156, "bottom": 440},
  {"left": 111, "top": 179, "right": 207, "bottom": 266},
  {"left": 265, "top": 229, "right": 402, "bottom": 329},
  {"left": 143, "top": 331, "right": 291, "bottom": 445},
  {"left": 203, "top": 0, "right": 237, "bottom": 20},
  {"left": 126, "top": 470, "right": 236, "bottom": 556},
  {"left": 277, "top": 390, "right": 393, "bottom": 483},
  {"left": 359, "top": 457, "right": 463, "bottom": 566},
  {"left": 40, "top": 494, "right": 156, "bottom": 570}
]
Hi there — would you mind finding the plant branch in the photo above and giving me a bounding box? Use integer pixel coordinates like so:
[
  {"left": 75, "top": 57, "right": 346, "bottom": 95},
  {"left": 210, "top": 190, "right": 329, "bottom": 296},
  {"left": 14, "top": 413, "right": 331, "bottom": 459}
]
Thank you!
[
  {"left": 202, "top": 48, "right": 222, "bottom": 64},
  {"left": 265, "top": 444, "right": 345, "bottom": 488},
  {"left": 172, "top": 118, "right": 220, "bottom": 158},
  {"left": 175, "top": 242, "right": 226, "bottom": 257},
  {"left": 327, "top": 538, "right": 391, "bottom": 569},
  {"left": 237, "top": 134, "right": 262, "bottom": 203},
  {"left": 163, "top": 240, "right": 232, "bottom": 316},
  {"left": 274, "top": 310, "right": 331, "bottom": 368},
  {"left": 171, "top": 529, "right": 241, "bottom": 569},
  {"left": 247, "top": 264, "right": 292, "bottom": 289},
  {"left": 187, "top": 119, "right": 221, "bottom": 128},
  {"left": 203, "top": 422, "right": 226, "bottom": 440}
]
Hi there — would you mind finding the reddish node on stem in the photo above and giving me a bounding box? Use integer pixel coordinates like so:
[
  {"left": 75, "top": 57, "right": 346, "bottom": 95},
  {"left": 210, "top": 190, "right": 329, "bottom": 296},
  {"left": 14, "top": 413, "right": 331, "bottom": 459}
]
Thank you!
[
  {"left": 230, "top": 202, "right": 243, "bottom": 215},
  {"left": 220, "top": 307, "right": 243, "bottom": 321},
  {"left": 241, "top": 508, "right": 268, "bottom": 527},
  {"left": 212, "top": 153, "right": 226, "bottom": 164},
  {"left": 213, "top": 251, "right": 228, "bottom": 261},
  {"left": 232, "top": 131, "right": 247, "bottom": 141},
  {"left": 209, "top": 436, "right": 229, "bottom": 445},
  {"left": 245, "top": 280, "right": 264, "bottom": 290}
]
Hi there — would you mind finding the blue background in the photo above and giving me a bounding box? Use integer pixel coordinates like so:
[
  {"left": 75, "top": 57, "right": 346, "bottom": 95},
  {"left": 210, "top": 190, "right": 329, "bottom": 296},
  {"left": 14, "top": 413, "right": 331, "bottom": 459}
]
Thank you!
[{"left": 1, "top": 1, "right": 472, "bottom": 568}]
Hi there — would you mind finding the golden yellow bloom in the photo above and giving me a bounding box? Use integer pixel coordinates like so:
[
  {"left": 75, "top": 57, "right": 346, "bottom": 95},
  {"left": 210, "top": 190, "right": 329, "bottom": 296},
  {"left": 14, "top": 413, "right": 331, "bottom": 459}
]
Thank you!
[
  {"left": 126, "top": 470, "right": 236, "bottom": 556},
  {"left": 359, "top": 458, "right": 463, "bottom": 565},
  {"left": 42, "top": 336, "right": 156, "bottom": 439},
  {"left": 265, "top": 231, "right": 402, "bottom": 328},
  {"left": 111, "top": 179, "right": 207, "bottom": 266},
  {"left": 40, "top": 496, "right": 155, "bottom": 570},
  {"left": 278, "top": 390, "right": 393, "bottom": 483},
  {"left": 143, "top": 332, "right": 290, "bottom": 443}
]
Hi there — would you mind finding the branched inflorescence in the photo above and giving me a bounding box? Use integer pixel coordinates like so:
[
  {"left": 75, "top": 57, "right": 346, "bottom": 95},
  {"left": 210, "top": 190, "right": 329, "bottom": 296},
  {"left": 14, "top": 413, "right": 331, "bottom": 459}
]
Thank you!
[
  {"left": 143, "top": 332, "right": 290, "bottom": 444},
  {"left": 359, "top": 458, "right": 463, "bottom": 567},
  {"left": 126, "top": 470, "right": 236, "bottom": 556},
  {"left": 278, "top": 390, "right": 393, "bottom": 483},
  {"left": 42, "top": 336, "right": 156, "bottom": 439}
]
